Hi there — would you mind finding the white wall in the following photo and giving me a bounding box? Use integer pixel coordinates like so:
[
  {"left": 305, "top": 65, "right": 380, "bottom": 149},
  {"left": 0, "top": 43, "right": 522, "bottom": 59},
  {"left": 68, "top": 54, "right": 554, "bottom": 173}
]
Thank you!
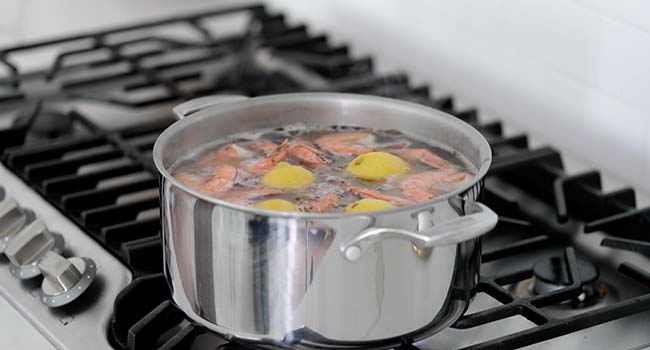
[
  {"left": 265, "top": 0, "right": 650, "bottom": 195},
  {"left": 1, "top": 0, "right": 648, "bottom": 193}
]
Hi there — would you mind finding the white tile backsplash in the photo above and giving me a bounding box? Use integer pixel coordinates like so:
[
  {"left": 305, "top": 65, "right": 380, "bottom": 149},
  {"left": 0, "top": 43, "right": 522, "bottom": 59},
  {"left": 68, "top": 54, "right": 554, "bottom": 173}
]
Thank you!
[
  {"left": 0, "top": 0, "right": 648, "bottom": 194},
  {"left": 573, "top": 0, "right": 650, "bottom": 33},
  {"left": 266, "top": 0, "right": 650, "bottom": 195},
  {"left": 503, "top": 0, "right": 603, "bottom": 87},
  {"left": 0, "top": 0, "right": 23, "bottom": 28},
  {"left": 599, "top": 17, "right": 650, "bottom": 115}
]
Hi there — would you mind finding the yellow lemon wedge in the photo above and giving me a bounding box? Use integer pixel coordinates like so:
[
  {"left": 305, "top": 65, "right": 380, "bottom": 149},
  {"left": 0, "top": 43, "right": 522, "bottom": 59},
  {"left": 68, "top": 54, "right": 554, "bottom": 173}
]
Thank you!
[
  {"left": 255, "top": 199, "right": 300, "bottom": 212},
  {"left": 345, "top": 198, "right": 395, "bottom": 213},
  {"left": 346, "top": 151, "right": 409, "bottom": 180},
  {"left": 261, "top": 162, "right": 315, "bottom": 189}
]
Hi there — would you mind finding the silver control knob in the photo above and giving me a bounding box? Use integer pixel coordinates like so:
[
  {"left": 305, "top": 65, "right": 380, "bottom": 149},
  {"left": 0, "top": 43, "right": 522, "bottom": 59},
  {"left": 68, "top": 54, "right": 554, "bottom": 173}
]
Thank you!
[
  {"left": 0, "top": 193, "right": 28, "bottom": 253},
  {"left": 38, "top": 251, "right": 96, "bottom": 307},
  {"left": 4, "top": 220, "right": 64, "bottom": 279}
]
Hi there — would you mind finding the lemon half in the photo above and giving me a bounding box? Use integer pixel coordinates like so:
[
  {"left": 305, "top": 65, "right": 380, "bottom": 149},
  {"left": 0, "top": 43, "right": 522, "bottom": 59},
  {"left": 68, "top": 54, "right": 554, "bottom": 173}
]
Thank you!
[
  {"left": 261, "top": 162, "right": 315, "bottom": 189},
  {"left": 255, "top": 199, "right": 300, "bottom": 212},
  {"left": 345, "top": 198, "right": 395, "bottom": 213},
  {"left": 346, "top": 152, "right": 409, "bottom": 180}
]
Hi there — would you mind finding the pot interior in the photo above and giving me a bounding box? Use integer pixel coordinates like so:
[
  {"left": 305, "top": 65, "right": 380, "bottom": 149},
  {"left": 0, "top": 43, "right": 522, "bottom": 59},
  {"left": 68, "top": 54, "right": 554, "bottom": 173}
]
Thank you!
[{"left": 157, "top": 93, "right": 491, "bottom": 178}]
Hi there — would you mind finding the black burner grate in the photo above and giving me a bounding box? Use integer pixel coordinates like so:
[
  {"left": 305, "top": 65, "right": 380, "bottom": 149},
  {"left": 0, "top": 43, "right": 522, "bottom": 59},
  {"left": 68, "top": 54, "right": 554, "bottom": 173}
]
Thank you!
[
  {"left": 1, "top": 3, "right": 650, "bottom": 350},
  {"left": 0, "top": 4, "right": 485, "bottom": 277},
  {"left": 452, "top": 241, "right": 650, "bottom": 350}
]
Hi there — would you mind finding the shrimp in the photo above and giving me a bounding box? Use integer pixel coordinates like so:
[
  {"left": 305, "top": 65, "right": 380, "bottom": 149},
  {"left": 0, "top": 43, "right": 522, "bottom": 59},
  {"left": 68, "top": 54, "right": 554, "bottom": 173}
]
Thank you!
[
  {"left": 289, "top": 143, "right": 325, "bottom": 167},
  {"left": 198, "top": 141, "right": 279, "bottom": 169},
  {"left": 388, "top": 148, "right": 450, "bottom": 169},
  {"left": 245, "top": 158, "right": 276, "bottom": 175},
  {"left": 246, "top": 140, "right": 278, "bottom": 155},
  {"left": 197, "top": 144, "right": 252, "bottom": 166},
  {"left": 305, "top": 193, "right": 339, "bottom": 212},
  {"left": 197, "top": 164, "right": 238, "bottom": 195},
  {"left": 174, "top": 173, "right": 202, "bottom": 188},
  {"left": 347, "top": 186, "right": 411, "bottom": 206},
  {"left": 216, "top": 144, "right": 249, "bottom": 159},
  {"left": 245, "top": 140, "right": 291, "bottom": 174},
  {"left": 245, "top": 140, "right": 324, "bottom": 173},
  {"left": 399, "top": 171, "right": 469, "bottom": 202},
  {"left": 315, "top": 132, "right": 374, "bottom": 156}
]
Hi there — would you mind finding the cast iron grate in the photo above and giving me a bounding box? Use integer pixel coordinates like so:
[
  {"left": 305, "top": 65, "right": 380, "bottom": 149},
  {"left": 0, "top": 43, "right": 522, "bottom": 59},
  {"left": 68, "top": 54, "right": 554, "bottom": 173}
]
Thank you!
[
  {"left": 450, "top": 241, "right": 650, "bottom": 350},
  {"left": 0, "top": 4, "right": 492, "bottom": 277},
  {"left": 1, "top": 4, "right": 649, "bottom": 350}
]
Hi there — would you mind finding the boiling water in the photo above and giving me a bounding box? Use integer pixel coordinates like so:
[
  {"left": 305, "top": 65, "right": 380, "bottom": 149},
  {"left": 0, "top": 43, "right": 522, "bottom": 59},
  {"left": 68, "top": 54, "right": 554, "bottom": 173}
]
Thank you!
[{"left": 170, "top": 124, "right": 476, "bottom": 213}]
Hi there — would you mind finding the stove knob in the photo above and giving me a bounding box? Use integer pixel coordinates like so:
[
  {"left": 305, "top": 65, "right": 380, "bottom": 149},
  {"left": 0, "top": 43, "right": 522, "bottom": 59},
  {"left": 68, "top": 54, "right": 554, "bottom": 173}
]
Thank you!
[
  {"left": 38, "top": 251, "right": 96, "bottom": 307},
  {"left": 4, "top": 220, "right": 64, "bottom": 279},
  {"left": 0, "top": 197, "right": 29, "bottom": 253}
]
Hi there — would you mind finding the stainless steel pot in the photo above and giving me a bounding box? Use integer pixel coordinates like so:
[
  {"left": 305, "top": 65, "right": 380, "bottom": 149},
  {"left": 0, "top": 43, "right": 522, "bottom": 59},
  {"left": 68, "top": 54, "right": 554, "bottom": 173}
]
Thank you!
[{"left": 153, "top": 93, "right": 497, "bottom": 349}]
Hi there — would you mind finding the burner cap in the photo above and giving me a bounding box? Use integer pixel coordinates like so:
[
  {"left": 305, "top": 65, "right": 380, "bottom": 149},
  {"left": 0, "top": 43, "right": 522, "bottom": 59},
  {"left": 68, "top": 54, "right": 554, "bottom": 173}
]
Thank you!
[
  {"left": 31, "top": 110, "right": 75, "bottom": 139},
  {"left": 14, "top": 109, "right": 74, "bottom": 140},
  {"left": 532, "top": 256, "right": 599, "bottom": 294}
]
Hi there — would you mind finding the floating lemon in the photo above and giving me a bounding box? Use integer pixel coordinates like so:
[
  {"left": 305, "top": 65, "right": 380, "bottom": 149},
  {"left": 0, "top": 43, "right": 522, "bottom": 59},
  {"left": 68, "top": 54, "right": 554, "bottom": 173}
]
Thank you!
[
  {"left": 346, "top": 151, "right": 409, "bottom": 180},
  {"left": 255, "top": 199, "right": 300, "bottom": 212},
  {"left": 261, "top": 162, "right": 315, "bottom": 189},
  {"left": 345, "top": 198, "right": 395, "bottom": 213}
]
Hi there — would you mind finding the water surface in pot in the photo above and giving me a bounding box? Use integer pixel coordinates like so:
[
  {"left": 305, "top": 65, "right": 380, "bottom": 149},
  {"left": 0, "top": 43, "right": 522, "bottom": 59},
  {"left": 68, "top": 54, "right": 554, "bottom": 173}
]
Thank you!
[{"left": 169, "top": 123, "right": 476, "bottom": 213}]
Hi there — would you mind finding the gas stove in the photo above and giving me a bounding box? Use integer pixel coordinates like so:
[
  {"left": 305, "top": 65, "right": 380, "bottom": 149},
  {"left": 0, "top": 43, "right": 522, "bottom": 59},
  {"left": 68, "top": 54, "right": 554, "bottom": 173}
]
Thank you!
[{"left": 1, "top": 4, "right": 650, "bottom": 350}]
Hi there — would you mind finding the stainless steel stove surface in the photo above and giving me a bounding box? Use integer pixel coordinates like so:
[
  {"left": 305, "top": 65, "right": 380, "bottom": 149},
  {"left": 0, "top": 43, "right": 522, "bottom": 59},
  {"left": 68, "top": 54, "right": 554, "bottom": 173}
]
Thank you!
[
  {"left": 1, "top": 4, "right": 650, "bottom": 350},
  {"left": 0, "top": 165, "right": 132, "bottom": 349}
]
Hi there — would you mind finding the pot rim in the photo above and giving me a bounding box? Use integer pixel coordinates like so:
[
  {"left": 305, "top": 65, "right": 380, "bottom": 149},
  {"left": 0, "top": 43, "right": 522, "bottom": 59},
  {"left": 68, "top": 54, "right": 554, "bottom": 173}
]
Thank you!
[{"left": 153, "top": 92, "right": 492, "bottom": 219}]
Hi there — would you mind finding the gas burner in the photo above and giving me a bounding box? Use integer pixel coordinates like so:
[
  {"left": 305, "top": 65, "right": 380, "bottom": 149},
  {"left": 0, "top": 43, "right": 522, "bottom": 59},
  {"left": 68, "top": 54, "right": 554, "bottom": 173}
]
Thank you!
[
  {"left": 3, "top": 102, "right": 96, "bottom": 148},
  {"left": 533, "top": 256, "right": 598, "bottom": 293},
  {"left": 536, "top": 256, "right": 610, "bottom": 308},
  {"left": 16, "top": 109, "right": 75, "bottom": 141},
  {"left": 511, "top": 255, "right": 615, "bottom": 309}
]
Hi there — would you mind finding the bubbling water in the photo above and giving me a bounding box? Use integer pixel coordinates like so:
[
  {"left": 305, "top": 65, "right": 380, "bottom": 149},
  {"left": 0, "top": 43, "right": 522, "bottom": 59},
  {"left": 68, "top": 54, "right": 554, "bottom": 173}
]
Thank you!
[{"left": 170, "top": 124, "right": 476, "bottom": 213}]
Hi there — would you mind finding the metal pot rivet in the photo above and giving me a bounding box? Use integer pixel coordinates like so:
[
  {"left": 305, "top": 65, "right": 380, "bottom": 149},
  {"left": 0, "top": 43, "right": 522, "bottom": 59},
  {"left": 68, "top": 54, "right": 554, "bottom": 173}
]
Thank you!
[{"left": 344, "top": 246, "right": 362, "bottom": 261}]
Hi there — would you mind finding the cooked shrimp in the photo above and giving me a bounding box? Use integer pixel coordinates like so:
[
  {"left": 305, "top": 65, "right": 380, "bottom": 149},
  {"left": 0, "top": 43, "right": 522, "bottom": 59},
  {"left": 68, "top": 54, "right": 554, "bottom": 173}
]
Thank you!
[
  {"left": 200, "top": 141, "right": 280, "bottom": 172},
  {"left": 399, "top": 171, "right": 469, "bottom": 202},
  {"left": 174, "top": 173, "right": 202, "bottom": 188},
  {"left": 388, "top": 148, "right": 450, "bottom": 169},
  {"left": 220, "top": 144, "right": 251, "bottom": 158},
  {"left": 289, "top": 143, "right": 325, "bottom": 167},
  {"left": 246, "top": 140, "right": 324, "bottom": 173},
  {"left": 315, "top": 132, "right": 374, "bottom": 156},
  {"left": 305, "top": 193, "right": 339, "bottom": 212},
  {"left": 245, "top": 140, "right": 291, "bottom": 174},
  {"left": 347, "top": 186, "right": 411, "bottom": 206},
  {"left": 246, "top": 140, "right": 278, "bottom": 155},
  {"left": 245, "top": 158, "right": 274, "bottom": 175},
  {"left": 196, "top": 144, "right": 250, "bottom": 167},
  {"left": 197, "top": 164, "right": 238, "bottom": 195}
]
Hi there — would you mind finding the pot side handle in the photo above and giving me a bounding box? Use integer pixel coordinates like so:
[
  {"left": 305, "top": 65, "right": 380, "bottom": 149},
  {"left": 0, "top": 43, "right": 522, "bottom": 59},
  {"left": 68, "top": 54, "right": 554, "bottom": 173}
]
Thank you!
[
  {"left": 172, "top": 95, "right": 249, "bottom": 120},
  {"left": 340, "top": 201, "right": 498, "bottom": 262}
]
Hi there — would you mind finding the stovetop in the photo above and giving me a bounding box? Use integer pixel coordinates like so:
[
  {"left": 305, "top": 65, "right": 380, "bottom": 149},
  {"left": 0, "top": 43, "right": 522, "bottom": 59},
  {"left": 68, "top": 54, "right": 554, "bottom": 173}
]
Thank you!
[{"left": 1, "top": 4, "right": 650, "bottom": 350}]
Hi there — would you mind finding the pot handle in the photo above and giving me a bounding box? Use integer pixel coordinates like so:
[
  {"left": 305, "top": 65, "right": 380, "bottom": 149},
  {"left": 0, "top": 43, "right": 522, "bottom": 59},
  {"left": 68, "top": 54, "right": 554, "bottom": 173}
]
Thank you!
[
  {"left": 340, "top": 201, "right": 498, "bottom": 262},
  {"left": 172, "top": 95, "right": 249, "bottom": 120}
]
